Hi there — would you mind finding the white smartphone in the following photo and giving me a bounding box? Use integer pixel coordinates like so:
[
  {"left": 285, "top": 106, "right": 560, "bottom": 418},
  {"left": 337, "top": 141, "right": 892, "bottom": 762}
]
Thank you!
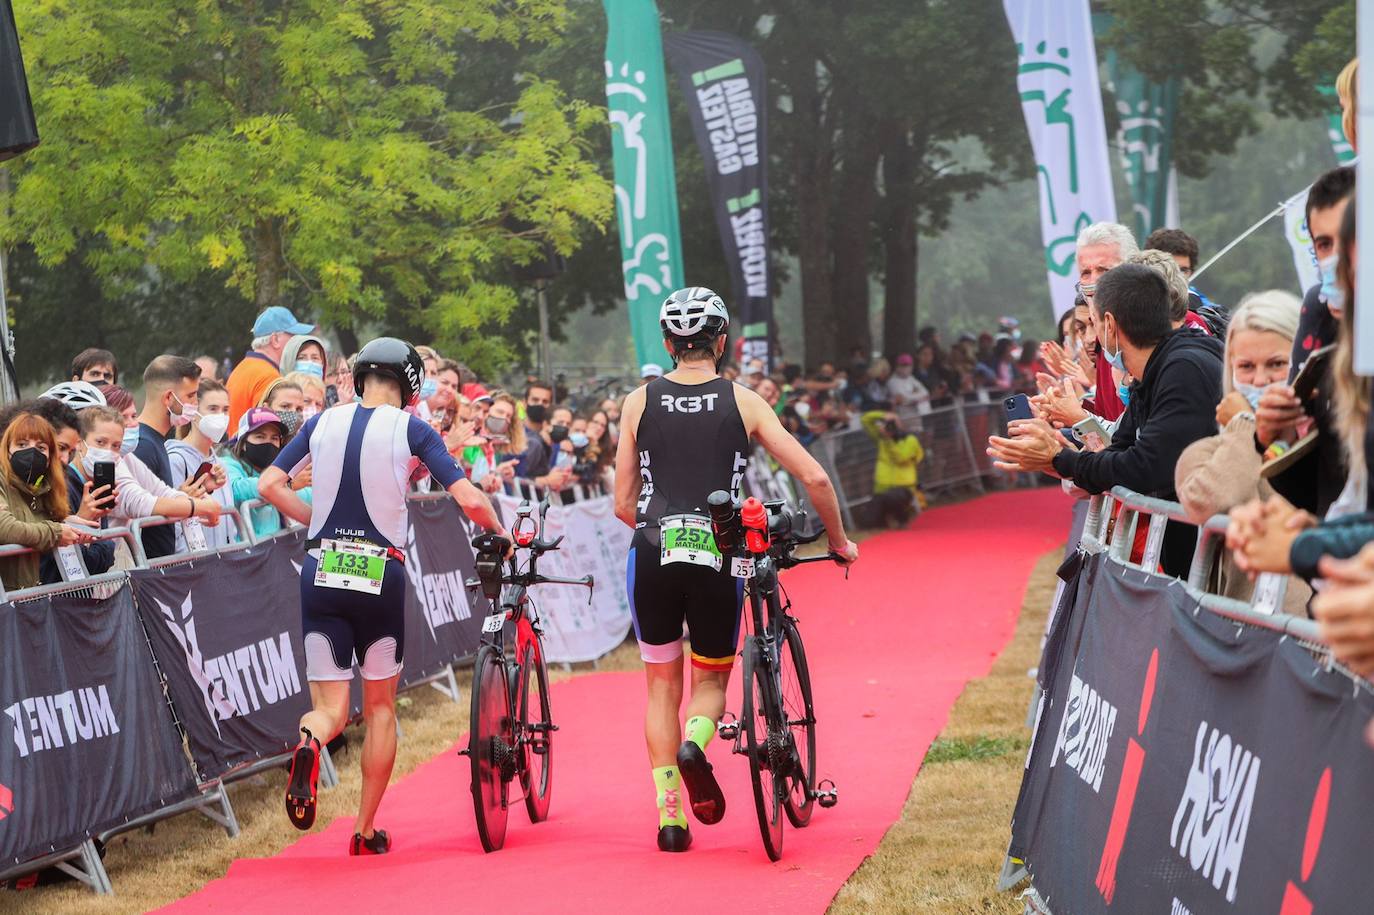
[{"left": 1071, "top": 415, "right": 1112, "bottom": 452}]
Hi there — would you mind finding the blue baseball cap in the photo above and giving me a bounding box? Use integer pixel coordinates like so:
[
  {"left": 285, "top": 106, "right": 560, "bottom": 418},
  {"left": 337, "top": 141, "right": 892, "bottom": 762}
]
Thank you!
[{"left": 252, "top": 306, "right": 314, "bottom": 337}]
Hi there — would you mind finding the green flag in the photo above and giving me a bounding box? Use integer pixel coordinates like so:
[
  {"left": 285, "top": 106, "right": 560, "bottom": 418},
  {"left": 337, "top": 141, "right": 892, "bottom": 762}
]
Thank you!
[
  {"left": 1103, "top": 53, "right": 1179, "bottom": 240},
  {"left": 1319, "top": 84, "right": 1356, "bottom": 164},
  {"left": 602, "top": 0, "right": 686, "bottom": 367}
]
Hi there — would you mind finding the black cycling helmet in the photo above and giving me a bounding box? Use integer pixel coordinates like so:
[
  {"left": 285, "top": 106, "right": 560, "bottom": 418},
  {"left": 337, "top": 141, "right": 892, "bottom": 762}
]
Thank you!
[{"left": 353, "top": 337, "right": 425, "bottom": 406}]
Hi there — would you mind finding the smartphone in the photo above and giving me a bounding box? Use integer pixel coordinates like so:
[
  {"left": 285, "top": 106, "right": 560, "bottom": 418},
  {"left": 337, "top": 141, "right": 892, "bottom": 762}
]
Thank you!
[
  {"left": 1071, "top": 415, "right": 1112, "bottom": 451},
  {"left": 1003, "top": 393, "right": 1035, "bottom": 422},
  {"left": 325, "top": 384, "right": 339, "bottom": 408},
  {"left": 1291, "top": 344, "right": 1334, "bottom": 405},
  {"left": 92, "top": 461, "right": 117, "bottom": 508},
  {"left": 193, "top": 461, "right": 215, "bottom": 484}
]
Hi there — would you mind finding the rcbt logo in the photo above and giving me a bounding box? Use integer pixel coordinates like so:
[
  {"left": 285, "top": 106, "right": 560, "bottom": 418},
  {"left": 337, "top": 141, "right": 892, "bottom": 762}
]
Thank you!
[{"left": 660, "top": 392, "right": 719, "bottom": 414}]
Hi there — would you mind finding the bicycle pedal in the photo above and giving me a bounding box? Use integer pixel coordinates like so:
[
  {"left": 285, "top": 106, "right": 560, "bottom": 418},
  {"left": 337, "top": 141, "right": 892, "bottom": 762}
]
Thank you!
[
  {"left": 813, "top": 779, "right": 838, "bottom": 809},
  {"left": 716, "top": 712, "right": 739, "bottom": 741},
  {"left": 457, "top": 747, "right": 470, "bottom": 757}
]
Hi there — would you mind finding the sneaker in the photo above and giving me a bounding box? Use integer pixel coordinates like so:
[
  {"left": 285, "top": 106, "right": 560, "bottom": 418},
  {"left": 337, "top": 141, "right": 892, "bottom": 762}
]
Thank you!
[
  {"left": 349, "top": 829, "right": 391, "bottom": 856},
  {"left": 676, "top": 741, "right": 726, "bottom": 825},
  {"left": 656, "top": 824, "right": 692, "bottom": 853},
  {"left": 284, "top": 728, "right": 321, "bottom": 831}
]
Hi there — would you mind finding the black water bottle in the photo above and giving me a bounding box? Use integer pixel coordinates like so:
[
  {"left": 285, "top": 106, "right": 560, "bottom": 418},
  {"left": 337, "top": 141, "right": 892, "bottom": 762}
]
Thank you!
[{"left": 707, "top": 490, "right": 740, "bottom": 555}]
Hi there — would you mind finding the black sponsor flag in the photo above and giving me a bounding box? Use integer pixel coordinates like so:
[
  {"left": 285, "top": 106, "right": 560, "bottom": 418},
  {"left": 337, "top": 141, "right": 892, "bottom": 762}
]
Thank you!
[
  {"left": 0, "top": 586, "right": 196, "bottom": 867},
  {"left": 132, "top": 538, "right": 313, "bottom": 781},
  {"left": 1012, "top": 554, "right": 1374, "bottom": 912},
  {"left": 663, "top": 30, "right": 774, "bottom": 369}
]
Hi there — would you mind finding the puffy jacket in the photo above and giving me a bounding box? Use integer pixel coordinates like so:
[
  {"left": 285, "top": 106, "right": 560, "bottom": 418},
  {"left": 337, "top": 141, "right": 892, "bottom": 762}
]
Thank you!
[
  {"left": 861, "top": 411, "right": 924, "bottom": 493},
  {"left": 0, "top": 476, "right": 66, "bottom": 591}
]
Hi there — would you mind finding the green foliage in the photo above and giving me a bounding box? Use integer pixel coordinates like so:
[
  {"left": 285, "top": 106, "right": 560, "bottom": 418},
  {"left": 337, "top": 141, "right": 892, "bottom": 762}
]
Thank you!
[{"left": 3, "top": 0, "right": 612, "bottom": 381}]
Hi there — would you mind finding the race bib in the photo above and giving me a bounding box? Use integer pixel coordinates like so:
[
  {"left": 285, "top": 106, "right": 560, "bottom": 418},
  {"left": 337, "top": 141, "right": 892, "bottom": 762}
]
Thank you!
[
  {"left": 55, "top": 545, "right": 86, "bottom": 581},
  {"left": 183, "top": 518, "right": 208, "bottom": 552},
  {"left": 314, "top": 539, "right": 387, "bottom": 595},
  {"left": 731, "top": 556, "right": 755, "bottom": 579},
  {"left": 660, "top": 515, "right": 721, "bottom": 571},
  {"left": 481, "top": 613, "right": 506, "bottom": 633}
]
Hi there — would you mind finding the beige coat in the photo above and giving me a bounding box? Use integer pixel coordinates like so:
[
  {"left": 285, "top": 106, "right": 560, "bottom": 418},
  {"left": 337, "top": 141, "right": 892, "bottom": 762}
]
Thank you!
[{"left": 0, "top": 476, "right": 65, "bottom": 591}]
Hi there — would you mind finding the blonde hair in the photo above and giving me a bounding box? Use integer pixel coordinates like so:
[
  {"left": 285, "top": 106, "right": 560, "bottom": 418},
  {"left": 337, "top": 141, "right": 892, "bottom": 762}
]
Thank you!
[
  {"left": 1337, "top": 58, "right": 1358, "bottom": 153},
  {"left": 490, "top": 392, "right": 526, "bottom": 455},
  {"left": 283, "top": 371, "right": 326, "bottom": 403},
  {"left": 1129, "top": 249, "right": 1191, "bottom": 321},
  {"left": 1332, "top": 204, "right": 1366, "bottom": 468},
  {"left": 1221, "top": 290, "right": 1300, "bottom": 395}
]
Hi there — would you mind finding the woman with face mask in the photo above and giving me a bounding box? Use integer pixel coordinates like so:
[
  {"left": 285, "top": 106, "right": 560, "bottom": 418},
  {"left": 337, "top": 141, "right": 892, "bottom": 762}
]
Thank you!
[
  {"left": 222, "top": 407, "right": 307, "bottom": 539},
  {"left": 284, "top": 372, "right": 327, "bottom": 420},
  {"left": 1174, "top": 291, "right": 1306, "bottom": 607},
  {"left": 0, "top": 412, "right": 97, "bottom": 590},
  {"left": 260, "top": 379, "right": 315, "bottom": 498},
  {"left": 282, "top": 334, "right": 329, "bottom": 381},
  {"left": 165, "top": 379, "right": 240, "bottom": 550},
  {"left": 464, "top": 393, "right": 525, "bottom": 494}
]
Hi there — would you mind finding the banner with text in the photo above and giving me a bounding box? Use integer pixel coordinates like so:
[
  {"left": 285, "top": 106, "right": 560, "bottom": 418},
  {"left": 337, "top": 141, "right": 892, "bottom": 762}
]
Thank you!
[
  {"left": 664, "top": 30, "right": 774, "bottom": 369},
  {"left": 1011, "top": 553, "right": 1374, "bottom": 913},
  {"left": 0, "top": 586, "right": 197, "bottom": 867},
  {"left": 497, "top": 493, "right": 633, "bottom": 663},
  {"left": 603, "top": 0, "right": 686, "bottom": 366},
  {"left": 1282, "top": 185, "right": 1321, "bottom": 294},
  {"left": 1004, "top": 0, "right": 1118, "bottom": 318}
]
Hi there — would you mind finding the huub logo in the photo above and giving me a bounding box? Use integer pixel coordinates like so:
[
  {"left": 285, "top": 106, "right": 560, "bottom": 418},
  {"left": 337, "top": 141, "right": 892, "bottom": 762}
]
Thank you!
[
  {"left": 661, "top": 392, "right": 719, "bottom": 414},
  {"left": 1169, "top": 720, "right": 1261, "bottom": 903}
]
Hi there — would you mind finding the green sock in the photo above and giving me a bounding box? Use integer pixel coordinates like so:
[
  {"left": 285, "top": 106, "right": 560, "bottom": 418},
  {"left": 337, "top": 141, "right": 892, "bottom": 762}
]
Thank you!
[
  {"left": 684, "top": 715, "right": 715, "bottom": 751},
  {"left": 653, "top": 765, "right": 688, "bottom": 828}
]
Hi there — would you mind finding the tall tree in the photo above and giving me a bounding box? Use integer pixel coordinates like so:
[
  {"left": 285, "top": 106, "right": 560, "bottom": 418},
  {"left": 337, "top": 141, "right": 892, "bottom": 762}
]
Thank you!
[{"left": 3, "top": 0, "right": 611, "bottom": 378}]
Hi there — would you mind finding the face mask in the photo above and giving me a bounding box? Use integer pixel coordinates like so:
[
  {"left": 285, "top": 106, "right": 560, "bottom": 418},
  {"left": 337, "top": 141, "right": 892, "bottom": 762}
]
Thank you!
[
  {"left": 549, "top": 424, "right": 569, "bottom": 444},
  {"left": 301, "top": 404, "right": 318, "bottom": 421},
  {"left": 1118, "top": 384, "right": 1131, "bottom": 407},
  {"left": 197, "top": 412, "right": 230, "bottom": 444},
  {"left": 294, "top": 360, "right": 325, "bottom": 378},
  {"left": 122, "top": 426, "right": 141, "bottom": 452},
  {"left": 570, "top": 432, "right": 590, "bottom": 449},
  {"left": 1232, "top": 378, "right": 1266, "bottom": 410},
  {"left": 485, "top": 415, "right": 510, "bottom": 436},
  {"left": 241, "top": 440, "right": 280, "bottom": 472},
  {"left": 276, "top": 409, "right": 303, "bottom": 437},
  {"left": 169, "top": 393, "right": 198, "bottom": 428},
  {"left": 419, "top": 379, "right": 438, "bottom": 400},
  {"left": 1101, "top": 326, "right": 1126, "bottom": 372},
  {"left": 9, "top": 447, "right": 47, "bottom": 488},
  {"left": 525, "top": 404, "right": 548, "bottom": 425},
  {"left": 81, "top": 446, "right": 118, "bottom": 476},
  {"left": 1319, "top": 253, "right": 1345, "bottom": 316}
]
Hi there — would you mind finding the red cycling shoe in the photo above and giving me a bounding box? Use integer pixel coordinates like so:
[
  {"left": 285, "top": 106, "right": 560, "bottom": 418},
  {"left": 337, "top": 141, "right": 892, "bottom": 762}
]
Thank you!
[
  {"left": 349, "top": 829, "right": 391, "bottom": 856},
  {"left": 285, "top": 728, "right": 321, "bottom": 831}
]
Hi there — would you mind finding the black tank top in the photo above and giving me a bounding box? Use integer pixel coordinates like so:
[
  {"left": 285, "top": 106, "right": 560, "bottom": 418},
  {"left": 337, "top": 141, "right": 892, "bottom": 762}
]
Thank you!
[{"left": 634, "top": 376, "right": 750, "bottom": 526}]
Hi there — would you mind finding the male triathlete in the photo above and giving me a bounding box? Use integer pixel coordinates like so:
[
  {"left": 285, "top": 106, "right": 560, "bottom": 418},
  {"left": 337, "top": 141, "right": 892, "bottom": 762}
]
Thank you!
[
  {"left": 614, "top": 287, "right": 859, "bottom": 852},
  {"left": 259, "top": 337, "right": 507, "bottom": 855}
]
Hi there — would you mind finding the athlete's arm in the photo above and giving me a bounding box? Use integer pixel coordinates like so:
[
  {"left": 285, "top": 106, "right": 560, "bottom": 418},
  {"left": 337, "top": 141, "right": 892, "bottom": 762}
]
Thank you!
[
  {"left": 737, "top": 387, "right": 859, "bottom": 565},
  {"left": 447, "top": 477, "right": 507, "bottom": 538},
  {"left": 613, "top": 387, "right": 646, "bottom": 528}
]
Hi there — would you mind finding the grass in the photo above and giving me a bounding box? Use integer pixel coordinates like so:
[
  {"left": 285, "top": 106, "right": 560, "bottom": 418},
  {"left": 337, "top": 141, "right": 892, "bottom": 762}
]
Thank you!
[
  {"left": 827, "top": 549, "right": 1059, "bottom": 915},
  {"left": 6, "top": 544, "right": 1061, "bottom": 915}
]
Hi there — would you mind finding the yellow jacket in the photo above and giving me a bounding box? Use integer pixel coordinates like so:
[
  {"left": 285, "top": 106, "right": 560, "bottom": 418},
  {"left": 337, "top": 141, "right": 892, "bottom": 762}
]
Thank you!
[{"left": 861, "top": 411, "right": 924, "bottom": 492}]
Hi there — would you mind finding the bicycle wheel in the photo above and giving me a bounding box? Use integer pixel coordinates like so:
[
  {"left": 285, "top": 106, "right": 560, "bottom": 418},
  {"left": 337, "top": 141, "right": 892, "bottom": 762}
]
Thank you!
[
  {"left": 520, "top": 636, "right": 554, "bottom": 823},
  {"left": 741, "top": 638, "right": 785, "bottom": 861},
  {"left": 779, "top": 618, "right": 817, "bottom": 828},
  {"left": 469, "top": 644, "right": 513, "bottom": 852}
]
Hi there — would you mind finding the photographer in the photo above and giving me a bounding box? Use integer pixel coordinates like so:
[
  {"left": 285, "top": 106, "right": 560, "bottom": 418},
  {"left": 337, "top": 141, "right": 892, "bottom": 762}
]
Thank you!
[{"left": 861, "top": 410, "right": 925, "bottom": 528}]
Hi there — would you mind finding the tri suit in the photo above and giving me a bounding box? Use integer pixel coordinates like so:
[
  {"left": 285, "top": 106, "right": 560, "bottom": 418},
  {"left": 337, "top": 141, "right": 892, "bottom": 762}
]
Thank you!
[
  {"left": 272, "top": 402, "right": 464, "bottom": 681},
  {"left": 628, "top": 376, "right": 750, "bottom": 671}
]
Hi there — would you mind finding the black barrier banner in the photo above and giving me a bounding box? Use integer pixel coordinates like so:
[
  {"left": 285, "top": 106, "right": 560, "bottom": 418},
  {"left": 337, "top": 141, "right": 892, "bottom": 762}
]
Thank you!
[
  {"left": 132, "top": 538, "right": 313, "bottom": 781},
  {"left": 397, "top": 496, "right": 488, "bottom": 682},
  {"left": 0, "top": 586, "right": 196, "bottom": 866},
  {"left": 663, "top": 30, "right": 773, "bottom": 369},
  {"left": 1012, "top": 554, "right": 1374, "bottom": 912}
]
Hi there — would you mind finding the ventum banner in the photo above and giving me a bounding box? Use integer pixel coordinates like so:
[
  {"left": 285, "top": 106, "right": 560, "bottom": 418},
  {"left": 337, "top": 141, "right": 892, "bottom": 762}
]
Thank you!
[{"left": 664, "top": 30, "right": 774, "bottom": 369}]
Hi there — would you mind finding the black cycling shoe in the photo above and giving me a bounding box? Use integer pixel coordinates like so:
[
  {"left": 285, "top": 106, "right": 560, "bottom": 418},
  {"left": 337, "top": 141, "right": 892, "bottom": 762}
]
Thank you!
[
  {"left": 657, "top": 825, "right": 692, "bottom": 853},
  {"left": 285, "top": 728, "right": 321, "bottom": 831},
  {"left": 676, "top": 741, "right": 726, "bottom": 825},
  {"left": 349, "top": 829, "right": 391, "bottom": 856}
]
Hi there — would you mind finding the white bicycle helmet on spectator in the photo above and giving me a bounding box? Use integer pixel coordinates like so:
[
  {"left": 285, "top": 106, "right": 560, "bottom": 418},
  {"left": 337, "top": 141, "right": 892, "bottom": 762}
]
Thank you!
[
  {"left": 659, "top": 286, "right": 729, "bottom": 339},
  {"left": 41, "top": 380, "right": 107, "bottom": 409}
]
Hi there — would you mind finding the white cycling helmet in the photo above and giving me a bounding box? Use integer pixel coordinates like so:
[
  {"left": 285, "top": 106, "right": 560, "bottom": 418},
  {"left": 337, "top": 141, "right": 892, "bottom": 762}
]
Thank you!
[
  {"left": 659, "top": 286, "right": 729, "bottom": 339},
  {"left": 41, "top": 380, "right": 107, "bottom": 409}
]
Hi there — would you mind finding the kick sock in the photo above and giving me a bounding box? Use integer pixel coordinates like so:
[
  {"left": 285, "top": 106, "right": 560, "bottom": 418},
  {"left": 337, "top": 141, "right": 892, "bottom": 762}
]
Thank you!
[
  {"left": 653, "top": 765, "right": 688, "bottom": 828},
  {"left": 684, "top": 715, "right": 715, "bottom": 752}
]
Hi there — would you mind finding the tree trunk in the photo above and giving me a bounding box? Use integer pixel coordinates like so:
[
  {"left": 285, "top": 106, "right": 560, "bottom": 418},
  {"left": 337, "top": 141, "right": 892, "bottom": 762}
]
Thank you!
[
  {"left": 828, "top": 110, "right": 883, "bottom": 362},
  {"left": 789, "top": 62, "right": 835, "bottom": 370},
  {"left": 254, "top": 218, "right": 281, "bottom": 308},
  {"left": 335, "top": 325, "right": 359, "bottom": 358},
  {"left": 881, "top": 127, "right": 918, "bottom": 359}
]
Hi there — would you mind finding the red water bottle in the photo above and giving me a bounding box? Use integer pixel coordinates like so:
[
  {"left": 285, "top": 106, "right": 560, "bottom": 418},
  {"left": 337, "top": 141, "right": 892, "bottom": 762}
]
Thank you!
[{"left": 741, "top": 497, "right": 769, "bottom": 554}]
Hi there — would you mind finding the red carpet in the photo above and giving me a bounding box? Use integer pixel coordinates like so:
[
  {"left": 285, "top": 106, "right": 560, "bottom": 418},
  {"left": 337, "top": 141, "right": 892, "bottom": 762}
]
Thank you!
[{"left": 164, "top": 488, "right": 1067, "bottom": 913}]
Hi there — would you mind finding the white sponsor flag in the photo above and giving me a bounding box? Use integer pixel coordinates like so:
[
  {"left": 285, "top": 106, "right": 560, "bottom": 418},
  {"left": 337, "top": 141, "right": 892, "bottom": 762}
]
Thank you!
[
  {"left": 1003, "top": 0, "right": 1117, "bottom": 318},
  {"left": 1281, "top": 187, "right": 1320, "bottom": 294}
]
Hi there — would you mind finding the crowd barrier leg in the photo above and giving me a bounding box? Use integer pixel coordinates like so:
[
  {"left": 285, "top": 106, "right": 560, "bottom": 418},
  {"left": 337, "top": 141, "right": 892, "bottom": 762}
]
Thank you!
[
  {"left": 423, "top": 663, "right": 463, "bottom": 704},
  {"left": 319, "top": 743, "right": 340, "bottom": 790},
  {"left": 0, "top": 840, "right": 114, "bottom": 895}
]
